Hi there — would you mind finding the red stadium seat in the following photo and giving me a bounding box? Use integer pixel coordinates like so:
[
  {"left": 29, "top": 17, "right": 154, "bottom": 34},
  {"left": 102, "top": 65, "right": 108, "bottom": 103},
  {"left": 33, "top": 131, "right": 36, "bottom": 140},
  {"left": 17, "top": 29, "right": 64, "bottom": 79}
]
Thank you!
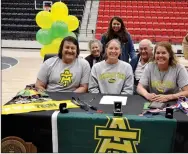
[{"left": 96, "top": 0, "right": 188, "bottom": 44}]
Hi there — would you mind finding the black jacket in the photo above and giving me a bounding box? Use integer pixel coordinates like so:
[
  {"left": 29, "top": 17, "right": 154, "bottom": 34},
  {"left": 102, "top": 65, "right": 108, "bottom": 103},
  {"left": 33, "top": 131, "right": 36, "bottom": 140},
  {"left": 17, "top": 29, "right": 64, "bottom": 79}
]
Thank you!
[
  {"left": 85, "top": 54, "right": 102, "bottom": 68},
  {"left": 130, "top": 54, "right": 140, "bottom": 86}
]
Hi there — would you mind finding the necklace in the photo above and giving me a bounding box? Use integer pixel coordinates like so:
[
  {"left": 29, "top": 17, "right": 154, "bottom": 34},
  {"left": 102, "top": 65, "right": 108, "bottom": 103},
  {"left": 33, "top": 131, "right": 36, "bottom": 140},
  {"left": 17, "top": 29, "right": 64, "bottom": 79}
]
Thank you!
[
  {"left": 158, "top": 66, "right": 169, "bottom": 83},
  {"left": 157, "top": 68, "right": 169, "bottom": 93},
  {"left": 159, "top": 71, "right": 167, "bottom": 84}
]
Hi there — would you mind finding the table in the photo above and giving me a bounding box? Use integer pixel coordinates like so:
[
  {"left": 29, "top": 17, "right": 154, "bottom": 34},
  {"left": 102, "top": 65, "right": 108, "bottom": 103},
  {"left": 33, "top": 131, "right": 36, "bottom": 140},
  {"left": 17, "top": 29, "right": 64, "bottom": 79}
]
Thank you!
[{"left": 1, "top": 92, "right": 188, "bottom": 153}]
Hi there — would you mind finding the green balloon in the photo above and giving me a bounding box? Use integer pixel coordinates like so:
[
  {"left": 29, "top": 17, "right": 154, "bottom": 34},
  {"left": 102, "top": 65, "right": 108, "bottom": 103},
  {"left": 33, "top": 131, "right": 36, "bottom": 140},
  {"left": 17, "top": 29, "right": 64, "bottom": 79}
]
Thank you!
[
  {"left": 51, "top": 21, "right": 68, "bottom": 39},
  {"left": 36, "top": 29, "right": 52, "bottom": 45},
  {"left": 65, "top": 32, "right": 77, "bottom": 39}
]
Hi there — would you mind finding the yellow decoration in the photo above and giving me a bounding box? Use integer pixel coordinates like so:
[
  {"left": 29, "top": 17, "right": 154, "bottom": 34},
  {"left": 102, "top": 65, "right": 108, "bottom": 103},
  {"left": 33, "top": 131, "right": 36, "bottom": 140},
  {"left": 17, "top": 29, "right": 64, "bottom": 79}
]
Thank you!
[
  {"left": 40, "top": 38, "right": 64, "bottom": 58},
  {"left": 65, "top": 15, "right": 79, "bottom": 32},
  {"left": 36, "top": 11, "right": 53, "bottom": 29},
  {"left": 51, "top": 2, "right": 68, "bottom": 22},
  {"left": 2, "top": 100, "right": 79, "bottom": 115},
  {"left": 36, "top": 2, "right": 80, "bottom": 58}
]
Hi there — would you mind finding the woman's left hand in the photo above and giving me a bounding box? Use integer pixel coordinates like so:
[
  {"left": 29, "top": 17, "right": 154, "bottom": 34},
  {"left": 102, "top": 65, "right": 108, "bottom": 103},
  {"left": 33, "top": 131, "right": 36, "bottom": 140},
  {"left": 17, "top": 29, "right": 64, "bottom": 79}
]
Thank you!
[{"left": 151, "top": 94, "right": 171, "bottom": 103}]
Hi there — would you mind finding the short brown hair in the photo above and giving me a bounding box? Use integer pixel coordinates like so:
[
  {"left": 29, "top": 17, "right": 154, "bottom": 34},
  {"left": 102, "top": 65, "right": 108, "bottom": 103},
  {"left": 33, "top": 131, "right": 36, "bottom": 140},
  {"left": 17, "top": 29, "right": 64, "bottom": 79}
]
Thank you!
[{"left": 153, "top": 41, "right": 178, "bottom": 66}]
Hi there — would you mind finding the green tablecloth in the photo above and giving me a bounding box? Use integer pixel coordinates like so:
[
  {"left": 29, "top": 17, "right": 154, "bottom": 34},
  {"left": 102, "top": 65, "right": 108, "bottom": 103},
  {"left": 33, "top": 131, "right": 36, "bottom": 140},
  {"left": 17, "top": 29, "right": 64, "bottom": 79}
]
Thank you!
[{"left": 53, "top": 112, "right": 176, "bottom": 153}]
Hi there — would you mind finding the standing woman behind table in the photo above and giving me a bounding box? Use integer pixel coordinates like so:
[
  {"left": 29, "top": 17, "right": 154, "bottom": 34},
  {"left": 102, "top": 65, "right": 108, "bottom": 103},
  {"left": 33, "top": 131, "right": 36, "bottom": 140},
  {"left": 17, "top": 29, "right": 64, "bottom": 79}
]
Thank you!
[
  {"left": 85, "top": 39, "right": 103, "bottom": 68},
  {"left": 137, "top": 41, "right": 188, "bottom": 103},
  {"left": 101, "top": 16, "right": 136, "bottom": 63}
]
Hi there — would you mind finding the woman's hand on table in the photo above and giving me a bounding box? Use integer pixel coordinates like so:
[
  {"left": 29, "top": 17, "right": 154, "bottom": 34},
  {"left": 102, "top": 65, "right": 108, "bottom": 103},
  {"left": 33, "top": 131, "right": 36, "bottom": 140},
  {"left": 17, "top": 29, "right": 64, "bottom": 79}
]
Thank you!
[{"left": 151, "top": 94, "right": 172, "bottom": 103}]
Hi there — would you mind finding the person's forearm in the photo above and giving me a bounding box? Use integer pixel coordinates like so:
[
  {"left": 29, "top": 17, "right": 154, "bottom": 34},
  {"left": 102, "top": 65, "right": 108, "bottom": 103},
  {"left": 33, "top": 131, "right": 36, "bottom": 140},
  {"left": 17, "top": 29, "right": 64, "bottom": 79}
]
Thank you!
[
  {"left": 168, "top": 91, "right": 188, "bottom": 101},
  {"left": 137, "top": 86, "right": 149, "bottom": 98},
  {"left": 74, "top": 87, "right": 87, "bottom": 93},
  {"left": 35, "top": 84, "right": 46, "bottom": 91}
]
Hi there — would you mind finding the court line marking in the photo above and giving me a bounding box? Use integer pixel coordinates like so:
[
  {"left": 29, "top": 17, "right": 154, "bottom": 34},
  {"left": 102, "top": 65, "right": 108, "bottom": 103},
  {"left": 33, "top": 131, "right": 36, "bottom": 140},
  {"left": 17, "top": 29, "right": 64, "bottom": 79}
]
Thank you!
[
  {"left": 2, "top": 58, "right": 19, "bottom": 71},
  {"left": 2, "top": 63, "right": 11, "bottom": 69}
]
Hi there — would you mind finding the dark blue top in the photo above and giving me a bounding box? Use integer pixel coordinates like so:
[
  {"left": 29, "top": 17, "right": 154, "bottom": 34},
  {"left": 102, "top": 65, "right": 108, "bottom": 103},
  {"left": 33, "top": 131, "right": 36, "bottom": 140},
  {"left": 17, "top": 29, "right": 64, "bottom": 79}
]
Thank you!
[
  {"left": 130, "top": 54, "right": 140, "bottom": 73},
  {"left": 130, "top": 54, "right": 140, "bottom": 86},
  {"left": 101, "top": 32, "right": 136, "bottom": 63}
]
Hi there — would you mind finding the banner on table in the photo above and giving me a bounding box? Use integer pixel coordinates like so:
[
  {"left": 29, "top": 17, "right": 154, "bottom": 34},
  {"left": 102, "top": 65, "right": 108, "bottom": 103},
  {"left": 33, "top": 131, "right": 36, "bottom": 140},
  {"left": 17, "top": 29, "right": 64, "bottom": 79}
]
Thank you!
[
  {"left": 52, "top": 112, "right": 176, "bottom": 153},
  {"left": 2, "top": 100, "right": 78, "bottom": 115}
]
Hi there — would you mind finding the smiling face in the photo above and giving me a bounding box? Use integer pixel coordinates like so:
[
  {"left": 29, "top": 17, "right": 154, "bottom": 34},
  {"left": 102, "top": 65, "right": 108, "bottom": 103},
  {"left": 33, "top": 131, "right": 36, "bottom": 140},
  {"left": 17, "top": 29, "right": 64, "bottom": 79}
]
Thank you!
[
  {"left": 106, "top": 40, "right": 121, "bottom": 63},
  {"left": 155, "top": 46, "right": 170, "bottom": 67},
  {"left": 139, "top": 41, "right": 153, "bottom": 62},
  {"left": 62, "top": 41, "right": 77, "bottom": 64},
  {"left": 112, "top": 19, "right": 121, "bottom": 32},
  {"left": 91, "top": 42, "right": 101, "bottom": 57}
]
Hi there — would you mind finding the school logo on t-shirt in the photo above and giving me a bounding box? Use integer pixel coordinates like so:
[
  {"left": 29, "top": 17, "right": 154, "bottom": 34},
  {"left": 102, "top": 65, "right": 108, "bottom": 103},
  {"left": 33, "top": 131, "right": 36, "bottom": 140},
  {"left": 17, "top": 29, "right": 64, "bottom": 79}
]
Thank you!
[
  {"left": 99, "top": 72, "right": 125, "bottom": 83},
  {"left": 108, "top": 78, "right": 116, "bottom": 83},
  {"left": 59, "top": 69, "right": 73, "bottom": 87},
  {"left": 151, "top": 80, "right": 174, "bottom": 93}
]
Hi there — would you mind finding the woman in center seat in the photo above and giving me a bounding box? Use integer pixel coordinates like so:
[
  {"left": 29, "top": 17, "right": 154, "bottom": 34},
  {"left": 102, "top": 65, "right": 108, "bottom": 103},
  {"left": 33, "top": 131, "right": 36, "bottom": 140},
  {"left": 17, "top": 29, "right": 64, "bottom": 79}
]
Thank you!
[{"left": 89, "top": 39, "right": 134, "bottom": 95}]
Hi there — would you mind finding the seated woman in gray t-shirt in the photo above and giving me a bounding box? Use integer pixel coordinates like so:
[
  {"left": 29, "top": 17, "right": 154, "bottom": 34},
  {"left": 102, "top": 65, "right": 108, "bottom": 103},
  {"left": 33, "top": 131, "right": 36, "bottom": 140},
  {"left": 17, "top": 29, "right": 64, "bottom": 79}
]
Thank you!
[
  {"left": 35, "top": 36, "right": 90, "bottom": 93},
  {"left": 89, "top": 39, "right": 134, "bottom": 95},
  {"left": 137, "top": 41, "right": 188, "bottom": 103}
]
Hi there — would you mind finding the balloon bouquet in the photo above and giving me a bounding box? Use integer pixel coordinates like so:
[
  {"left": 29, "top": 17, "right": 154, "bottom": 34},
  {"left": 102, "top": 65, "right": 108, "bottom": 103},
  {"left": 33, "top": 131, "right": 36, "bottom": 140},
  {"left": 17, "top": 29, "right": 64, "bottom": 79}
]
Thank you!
[{"left": 35, "top": 2, "right": 79, "bottom": 58}]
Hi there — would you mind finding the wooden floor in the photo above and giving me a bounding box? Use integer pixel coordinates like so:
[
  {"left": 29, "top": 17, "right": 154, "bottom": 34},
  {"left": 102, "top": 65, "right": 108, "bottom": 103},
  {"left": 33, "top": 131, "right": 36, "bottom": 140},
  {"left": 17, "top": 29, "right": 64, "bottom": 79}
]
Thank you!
[
  {"left": 1, "top": 48, "right": 90, "bottom": 105},
  {"left": 2, "top": 49, "right": 42, "bottom": 105}
]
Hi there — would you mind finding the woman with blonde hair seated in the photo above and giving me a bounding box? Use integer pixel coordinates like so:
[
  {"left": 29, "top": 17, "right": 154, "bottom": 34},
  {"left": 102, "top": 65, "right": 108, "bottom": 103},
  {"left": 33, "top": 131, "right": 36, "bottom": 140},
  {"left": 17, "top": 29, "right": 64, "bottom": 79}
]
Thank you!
[
  {"left": 137, "top": 41, "right": 188, "bottom": 103},
  {"left": 89, "top": 39, "right": 134, "bottom": 95}
]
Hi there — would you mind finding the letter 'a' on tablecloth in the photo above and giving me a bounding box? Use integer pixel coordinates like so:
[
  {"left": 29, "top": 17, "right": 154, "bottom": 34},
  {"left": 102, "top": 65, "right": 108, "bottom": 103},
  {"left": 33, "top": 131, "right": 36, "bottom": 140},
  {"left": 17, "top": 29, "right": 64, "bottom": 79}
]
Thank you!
[{"left": 51, "top": 112, "right": 176, "bottom": 153}]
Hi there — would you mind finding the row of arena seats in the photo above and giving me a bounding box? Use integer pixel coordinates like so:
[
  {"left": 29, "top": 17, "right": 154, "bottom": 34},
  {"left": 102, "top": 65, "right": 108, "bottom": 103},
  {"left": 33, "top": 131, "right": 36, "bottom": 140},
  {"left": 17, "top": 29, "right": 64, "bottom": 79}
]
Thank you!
[
  {"left": 1, "top": 7, "right": 84, "bottom": 15},
  {"left": 95, "top": 33, "right": 183, "bottom": 44},
  {"left": 96, "top": 28, "right": 187, "bottom": 37},
  {"left": 2, "top": 31, "right": 36, "bottom": 40},
  {"left": 1, "top": 13, "right": 83, "bottom": 21},
  {"left": 1, "top": 0, "right": 86, "bottom": 40},
  {"left": 99, "top": 1, "right": 188, "bottom": 7},
  {"left": 98, "top": 11, "right": 187, "bottom": 18},
  {"left": 1, "top": 3, "right": 85, "bottom": 10},
  {"left": 98, "top": 6, "right": 188, "bottom": 12},
  {"left": 96, "top": 0, "right": 188, "bottom": 44},
  {"left": 2, "top": 24, "right": 39, "bottom": 32},
  {"left": 96, "top": 21, "right": 187, "bottom": 30},
  {"left": 1, "top": 18, "right": 38, "bottom": 25},
  {"left": 2, "top": 0, "right": 86, "bottom": 4},
  {"left": 97, "top": 16, "right": 188, "bottom": 24}
]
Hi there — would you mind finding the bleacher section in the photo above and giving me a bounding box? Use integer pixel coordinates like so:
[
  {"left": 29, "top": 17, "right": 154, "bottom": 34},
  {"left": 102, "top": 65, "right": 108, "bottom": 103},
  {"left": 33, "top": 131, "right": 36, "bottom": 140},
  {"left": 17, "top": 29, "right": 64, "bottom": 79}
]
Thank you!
[
  {"left": 1, "top": 0, "right": 86, "bottom": 40},
  {"left": 95, "top": 0, "right": 188, "bottom": 44}
]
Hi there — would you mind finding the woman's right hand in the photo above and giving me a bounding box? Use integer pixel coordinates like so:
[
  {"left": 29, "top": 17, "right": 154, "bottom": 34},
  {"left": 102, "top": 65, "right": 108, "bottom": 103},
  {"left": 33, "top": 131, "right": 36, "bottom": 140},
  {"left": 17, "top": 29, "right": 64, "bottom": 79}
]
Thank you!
[{"left": 145, "top": 93, "right": 156, "bottom": 101}]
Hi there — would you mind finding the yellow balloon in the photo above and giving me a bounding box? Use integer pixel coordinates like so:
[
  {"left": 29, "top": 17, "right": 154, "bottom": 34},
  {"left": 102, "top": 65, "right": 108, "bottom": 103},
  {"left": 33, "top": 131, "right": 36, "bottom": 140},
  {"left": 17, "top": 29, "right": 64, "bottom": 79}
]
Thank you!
[
  {"left": 51, "top": 2, "right": 68, "bottom": 22},
  {"left": 40, "top": 38, "right": 64, "bottom": 57},
  {"left": 36, "top": 11, "right": 53, "bottom": 29},
  {"left": 40, "top": 47, "right": 45, "bottom": 58},
  {"left": 52, "top": 38, "right": 63, "bottom": 47},
  {"left": 65, "top": 15, "right": 79, "bottom": 32}
]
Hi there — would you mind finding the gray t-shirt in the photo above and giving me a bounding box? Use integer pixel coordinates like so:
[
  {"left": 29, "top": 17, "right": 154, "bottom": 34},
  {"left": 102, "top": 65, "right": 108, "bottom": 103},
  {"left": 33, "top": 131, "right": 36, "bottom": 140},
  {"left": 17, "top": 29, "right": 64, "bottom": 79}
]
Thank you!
[
  {"left": 139, "top": 62, "right": 188, "bottom": 94},
  {"left": 89, "top": 60, "right": 134, "bottom": 95},
  {"left": 37, "top": 56, "right": 91, "bottom": 92}
]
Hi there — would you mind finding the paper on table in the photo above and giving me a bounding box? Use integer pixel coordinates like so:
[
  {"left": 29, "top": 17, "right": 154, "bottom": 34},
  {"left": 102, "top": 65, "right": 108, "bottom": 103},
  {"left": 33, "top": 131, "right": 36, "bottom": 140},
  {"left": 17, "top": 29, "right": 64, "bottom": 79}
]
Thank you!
[{"left": 99, "top": 95, "right": 127, "bottom": 106}]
